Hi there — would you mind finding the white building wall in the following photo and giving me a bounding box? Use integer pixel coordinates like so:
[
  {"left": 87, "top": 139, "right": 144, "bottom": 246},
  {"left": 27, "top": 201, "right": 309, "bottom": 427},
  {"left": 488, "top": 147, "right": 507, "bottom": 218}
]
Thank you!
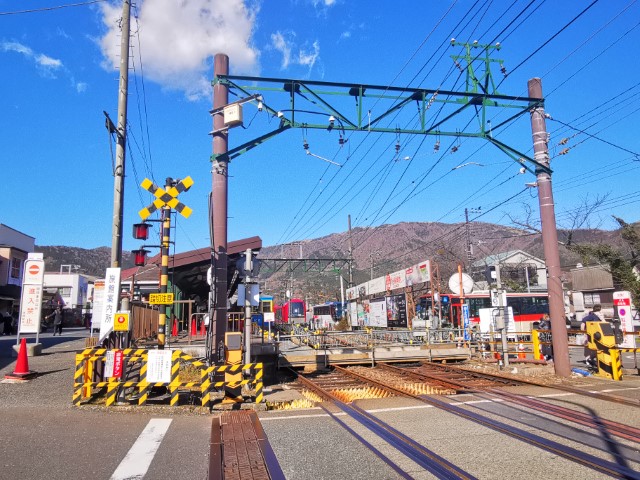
[{"left": 43, "top": 273, "right": 89, "bottom": 308}]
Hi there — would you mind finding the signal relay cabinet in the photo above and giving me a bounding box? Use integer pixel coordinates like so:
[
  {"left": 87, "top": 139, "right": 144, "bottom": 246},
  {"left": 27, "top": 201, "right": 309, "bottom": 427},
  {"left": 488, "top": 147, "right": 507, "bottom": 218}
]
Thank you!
[
  {"left": 585, "top": 321, "right": 622, "bottom": 380},
  {"left": 225, "top": 332, "right": 243, "bottom": 364}
]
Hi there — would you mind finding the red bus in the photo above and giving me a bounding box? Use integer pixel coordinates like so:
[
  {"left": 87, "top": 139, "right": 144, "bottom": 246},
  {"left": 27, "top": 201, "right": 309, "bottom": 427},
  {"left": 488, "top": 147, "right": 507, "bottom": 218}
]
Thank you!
[
  {"left": 275, "top": 298, "right": 306, "bottom": 324},
  {"left": 419, "top": 291, "right": 550, "bottom": 332}
]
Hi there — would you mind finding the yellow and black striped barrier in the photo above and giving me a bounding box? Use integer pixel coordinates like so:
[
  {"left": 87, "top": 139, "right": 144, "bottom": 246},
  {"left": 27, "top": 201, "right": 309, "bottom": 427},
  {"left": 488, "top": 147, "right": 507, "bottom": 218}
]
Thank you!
[{"left": 73, "top": 348, "right": 263, "bottom": 408}]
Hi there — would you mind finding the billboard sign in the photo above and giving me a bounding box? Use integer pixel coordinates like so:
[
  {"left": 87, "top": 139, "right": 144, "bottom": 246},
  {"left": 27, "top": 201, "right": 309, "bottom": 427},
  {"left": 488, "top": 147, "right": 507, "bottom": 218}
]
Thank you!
[
  {"left": 369, "top": 298, "right": 387, "bottom": 327},
  {"left": 367, "top": 277, "right": 386, "bottom": 295},
  {"left": 405, "top": 260, "right": 430, "bottom": 286},
  {"left": 386, "top": 294, "right": 407, "bottom": 328}
]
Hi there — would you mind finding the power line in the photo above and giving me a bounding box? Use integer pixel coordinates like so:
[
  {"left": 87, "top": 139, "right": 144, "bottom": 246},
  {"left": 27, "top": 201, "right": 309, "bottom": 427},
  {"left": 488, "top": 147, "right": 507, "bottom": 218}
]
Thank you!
[
  {"left": 0, "top": 0, "right": 107, "bottom": 16},
  {"left": 548, "top": 117, "right": 640, "bottom": 158},
  {"left": 499, "top": 0, "right": 601, "bottom": 85}
]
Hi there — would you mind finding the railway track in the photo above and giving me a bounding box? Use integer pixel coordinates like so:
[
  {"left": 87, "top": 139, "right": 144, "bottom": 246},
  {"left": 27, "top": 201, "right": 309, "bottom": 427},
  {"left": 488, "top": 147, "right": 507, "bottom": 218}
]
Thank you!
[
  {"left": 294, "top": 368, "right": 477, "bottom": 480},
  {"left": 379, "top": 362, "right": 640, "bottom": 443},
  {"left": 417, "top": 361, "right": 640, "bottom": 408},
  {"left": 294, "top": 365, "right": 640, "bottom": 479}
]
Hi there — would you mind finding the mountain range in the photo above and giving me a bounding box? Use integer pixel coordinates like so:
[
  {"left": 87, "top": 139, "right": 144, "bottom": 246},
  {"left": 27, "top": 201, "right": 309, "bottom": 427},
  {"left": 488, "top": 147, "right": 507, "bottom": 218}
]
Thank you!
[{"left": 35, "top": 221, "right": 627, "bottom": 301}]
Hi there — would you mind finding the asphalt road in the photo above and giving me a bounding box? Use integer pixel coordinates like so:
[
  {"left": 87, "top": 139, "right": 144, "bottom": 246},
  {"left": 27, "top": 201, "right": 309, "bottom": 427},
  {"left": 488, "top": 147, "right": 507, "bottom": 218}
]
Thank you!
[{"left": 0, "top": 329, "right": 638, "bottom": 479}]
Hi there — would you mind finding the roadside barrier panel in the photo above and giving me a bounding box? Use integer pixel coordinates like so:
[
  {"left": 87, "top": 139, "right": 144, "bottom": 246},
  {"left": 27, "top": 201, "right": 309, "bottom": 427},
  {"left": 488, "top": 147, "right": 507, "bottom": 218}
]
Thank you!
[{"left": 73, "top": 348, "right": 263, "bottom": 408}]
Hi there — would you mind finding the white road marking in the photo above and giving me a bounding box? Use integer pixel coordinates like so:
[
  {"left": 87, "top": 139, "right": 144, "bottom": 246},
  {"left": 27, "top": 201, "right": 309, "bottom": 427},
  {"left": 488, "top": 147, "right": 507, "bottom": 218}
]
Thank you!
[{"left": 110, "top": 418, "right": 172, "bottom": 480}]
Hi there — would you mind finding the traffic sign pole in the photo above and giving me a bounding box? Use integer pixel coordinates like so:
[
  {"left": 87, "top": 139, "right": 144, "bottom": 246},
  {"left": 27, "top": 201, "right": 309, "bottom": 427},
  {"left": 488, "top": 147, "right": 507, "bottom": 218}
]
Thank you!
[{"left": 158, "top": 181, "right": 172, "bottom": 349}]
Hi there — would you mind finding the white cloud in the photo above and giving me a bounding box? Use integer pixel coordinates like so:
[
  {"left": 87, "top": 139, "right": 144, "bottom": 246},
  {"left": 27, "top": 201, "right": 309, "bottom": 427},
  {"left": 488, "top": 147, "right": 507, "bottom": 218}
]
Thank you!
[
  {"left": 339, "top": 31, "right": 351, "bottom": 41},
  {"left": 298, "top": 41, "right": 319, "bottom": 69},
  {"left": 2, "top": 40, "right": 88, "bottom": 92},
  {"left": 1, "top": 41, "right": 63, "bottom": 77},
  {"left": 271, "top": 31, "right": 292, "bottom": 69},
  {"left": 99, "top": 0, "right": 260, "bottom": 101},
  {"left": 270, "top": 31, "right": 320, "bottom": 74},
  {"left": 36, "top": 54, "right": 62, "bottom": 69}
]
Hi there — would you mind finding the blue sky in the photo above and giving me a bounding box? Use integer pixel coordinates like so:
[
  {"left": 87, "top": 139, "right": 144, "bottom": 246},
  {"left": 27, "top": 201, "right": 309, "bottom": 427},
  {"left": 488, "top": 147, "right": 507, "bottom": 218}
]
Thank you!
[{"left": 2, "top": 0, "right": 639, "bottom": 255}]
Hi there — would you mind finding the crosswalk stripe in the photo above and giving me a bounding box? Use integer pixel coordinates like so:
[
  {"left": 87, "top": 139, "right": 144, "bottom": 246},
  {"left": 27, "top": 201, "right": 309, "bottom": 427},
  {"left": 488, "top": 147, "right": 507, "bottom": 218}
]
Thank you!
[{"left": 110, "top": 418, "right": 172, "bottom": 480}]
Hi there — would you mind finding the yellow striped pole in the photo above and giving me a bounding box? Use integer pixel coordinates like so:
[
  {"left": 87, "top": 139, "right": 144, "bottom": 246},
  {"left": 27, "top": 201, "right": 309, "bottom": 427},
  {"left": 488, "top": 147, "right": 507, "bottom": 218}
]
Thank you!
[
  {"left": 158, "top": 190, "right": 171, "bottom": 349},
  {"left": 254, "top": 363, "right": 263, "bottom": 404},
  {"left": 73, "top": 354, "right": 85, "bottom": 406},
  {"left": 170, "top": 351, "right": 180, "bottom": 406}
]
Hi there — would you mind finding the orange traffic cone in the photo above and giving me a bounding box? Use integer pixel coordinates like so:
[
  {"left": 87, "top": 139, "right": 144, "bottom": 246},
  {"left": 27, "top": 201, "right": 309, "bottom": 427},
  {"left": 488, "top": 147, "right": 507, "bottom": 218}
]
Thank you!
[
  {"left": 199, "top": 319, "right": 206, "bottom": 336},
  {"left": 171, "top": 317, "right": 178, "bottom": 337},
  {"left": 191, "top": 317, "right": 197, "bottom": 336},
  {"left": 6, "top": 338, "right": 35, "bottom": 380}
]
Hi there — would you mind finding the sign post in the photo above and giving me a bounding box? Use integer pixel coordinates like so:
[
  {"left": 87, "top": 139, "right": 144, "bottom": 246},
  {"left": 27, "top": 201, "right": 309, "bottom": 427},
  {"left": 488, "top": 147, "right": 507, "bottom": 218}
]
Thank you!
[
  {"left": 613, "top": 291, "right": 636, "bottom": 349},
  {"left": 17, "top": 253, "right": 45, "bottom": 350},
  {"left": 98, "top": 268, "right": 122, "bottom": 343}
]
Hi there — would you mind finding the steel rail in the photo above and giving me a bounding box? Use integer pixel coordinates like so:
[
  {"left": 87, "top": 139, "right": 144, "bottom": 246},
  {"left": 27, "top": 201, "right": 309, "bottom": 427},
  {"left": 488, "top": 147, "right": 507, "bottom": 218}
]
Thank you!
[
  {"left": 339, "top": 365, "right": 639, "bottom": 479},
  {"left": 294, "top": 369, "right": 477, "bottom": 480},
  {"left": 420, "top": 361, "right": 640, "bottom": 408},
  {"left": 380, "top": 363, "right": 640, "bottom": 443},
  {"left": 485, "top": 388, "right": 640, "bottom": 443}
]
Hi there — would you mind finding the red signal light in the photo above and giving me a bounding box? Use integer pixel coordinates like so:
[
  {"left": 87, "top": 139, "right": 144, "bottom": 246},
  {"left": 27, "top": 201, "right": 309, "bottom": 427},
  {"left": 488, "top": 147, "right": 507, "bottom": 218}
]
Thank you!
[{"left": 132, "top": 223, "right": 150, "bottom": 240}]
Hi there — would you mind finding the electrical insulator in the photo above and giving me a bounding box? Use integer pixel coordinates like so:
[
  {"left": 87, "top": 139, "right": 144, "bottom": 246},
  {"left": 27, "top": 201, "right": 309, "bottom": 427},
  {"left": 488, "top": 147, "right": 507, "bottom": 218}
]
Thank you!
[
  {"left": 559, "top": 148, "right": 570, "bottom": 155},
  {"left": 303, "top": 140, "right": 309, "bottom": 151},
  {"left": 434, "top": 141, "right": 440, "bottom": 152},
  {"left": 500, "top": 64, "right": 507, "bottom": 76},
  {"left": 395, "top": 142, "right": 400, "bottom": 153},
  {"left": 451, "top": 145, "right": 459, "bottom": 153},
  {"left": 559, "top": 138, "right": 569, "bottom": 145},
  {"left": 339, "top": 134, "right": 346, "bottom": 146}
]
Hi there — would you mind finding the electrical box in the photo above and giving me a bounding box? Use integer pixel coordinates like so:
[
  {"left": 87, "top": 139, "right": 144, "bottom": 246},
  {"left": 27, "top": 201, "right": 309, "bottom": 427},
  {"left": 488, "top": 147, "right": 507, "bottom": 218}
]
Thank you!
[
  {"left": 225, "top": 332, "right": 242, "bottom": 351},
  {"left": 223, "top": 104, "right": 243, "bottom": 127}
]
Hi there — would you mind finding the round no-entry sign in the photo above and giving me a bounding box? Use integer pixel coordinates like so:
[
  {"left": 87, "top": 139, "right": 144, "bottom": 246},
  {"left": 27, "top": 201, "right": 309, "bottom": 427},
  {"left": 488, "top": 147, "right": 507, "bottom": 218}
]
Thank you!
[{"left": 28, "top": 264, "right": 40, "bottom": 275}]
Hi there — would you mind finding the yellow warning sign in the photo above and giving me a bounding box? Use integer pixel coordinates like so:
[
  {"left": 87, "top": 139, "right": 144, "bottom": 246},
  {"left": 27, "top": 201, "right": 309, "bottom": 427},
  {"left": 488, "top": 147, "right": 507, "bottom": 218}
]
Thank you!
[
  {"left": 113, "top": 312, "right": 129, "bottom": 332},
  {"left": 149, "top": 293, "right": 174, "bottom": 305}
]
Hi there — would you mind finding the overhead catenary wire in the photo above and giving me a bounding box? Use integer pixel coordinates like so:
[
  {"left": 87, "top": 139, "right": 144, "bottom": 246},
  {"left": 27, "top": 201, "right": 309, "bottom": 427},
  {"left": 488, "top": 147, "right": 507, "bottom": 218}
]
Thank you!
[{"left": 0, "top": 0, "right": 107, "bottom": 16}]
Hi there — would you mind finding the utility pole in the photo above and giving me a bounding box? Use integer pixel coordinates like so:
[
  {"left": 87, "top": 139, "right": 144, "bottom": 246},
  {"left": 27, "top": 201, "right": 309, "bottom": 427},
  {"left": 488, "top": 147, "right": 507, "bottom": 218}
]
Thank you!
[
  {"left": 495, "top": 263, "right": 509, "bottom": 367},
  {"left": 212, "top": 53, "right": 229, "bottom": 364},
  {"left": 369, "top": 252, "right": 376, "bottom": 280},
  {"left": 464, "top": 207, "right": 480, "bottom": 270},
  {"left": 243, "top": 249, "right": 253, "bottom": 365},
  {"left": 347, "top": 215, "right": 353, "bottom": 287},
  {"left": 110, "top": 0, "right": 131, "bottom": 268},
  {"left": 465, "top": 208, "right": 472, "bottom": 267},
  {"left": 528, "top": 78, "right": 570, "bottom": 377}
]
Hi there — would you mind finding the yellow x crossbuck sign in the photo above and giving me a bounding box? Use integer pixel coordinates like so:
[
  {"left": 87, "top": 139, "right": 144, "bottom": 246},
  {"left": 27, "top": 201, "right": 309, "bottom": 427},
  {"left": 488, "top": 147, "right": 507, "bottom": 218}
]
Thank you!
[{"left": 138, "top": 176, "right": 194, "bottom": 220}]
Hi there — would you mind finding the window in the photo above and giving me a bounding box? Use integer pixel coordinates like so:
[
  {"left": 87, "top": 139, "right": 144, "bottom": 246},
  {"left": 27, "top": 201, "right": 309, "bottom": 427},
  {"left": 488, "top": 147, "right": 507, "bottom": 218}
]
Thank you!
[
  {"left": 583, "top": 293, "right": 601, "bottom": 307},
  {"left": 10, "top": 258, "right": 21, "bottom": 279},
  {"left": 60, "top": 287, "right": 72, "bottom": 297}
]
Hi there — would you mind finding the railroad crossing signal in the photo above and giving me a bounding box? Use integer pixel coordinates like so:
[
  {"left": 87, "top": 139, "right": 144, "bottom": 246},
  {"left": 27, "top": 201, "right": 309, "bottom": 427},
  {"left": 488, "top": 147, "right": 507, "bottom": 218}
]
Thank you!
[{"left": 138, "top": 176, "right": 194, "bottom": 220}]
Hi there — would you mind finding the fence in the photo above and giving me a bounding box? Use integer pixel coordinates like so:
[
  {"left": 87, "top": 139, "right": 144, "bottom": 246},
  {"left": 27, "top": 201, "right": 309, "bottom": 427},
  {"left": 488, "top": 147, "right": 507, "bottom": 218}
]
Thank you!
[{"left": 73, "top": 347, "right": 263, "bottom": 408}]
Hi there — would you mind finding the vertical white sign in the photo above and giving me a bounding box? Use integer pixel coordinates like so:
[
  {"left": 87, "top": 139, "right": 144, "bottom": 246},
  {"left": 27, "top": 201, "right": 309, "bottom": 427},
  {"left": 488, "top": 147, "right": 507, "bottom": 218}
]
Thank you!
[
  {"left": 613, "top": 291, "right": 636, "bottom": 349},
  {"left": 147, "top": 349, "right": 173, "bottom": 383},
  {"left": 18, "top": 254, "right": 45, "bottom": 334},
  {"left": 99, "top": 268, "right": 121, "bottom": 342},
  {"left": 91, "top": 280, "right": 105, "bottom": 329},
  {"left": 104, "top": 350, "right": 115, "bottom": 377},
  {"left": 369, "top": 298, "right": 387, "bottom": 327}
]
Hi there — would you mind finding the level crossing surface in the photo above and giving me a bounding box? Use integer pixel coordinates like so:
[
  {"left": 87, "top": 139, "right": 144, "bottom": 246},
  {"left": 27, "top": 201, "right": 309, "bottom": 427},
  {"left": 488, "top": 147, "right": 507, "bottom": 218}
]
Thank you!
[{"left": 1, "top": 329, "right": 639, "bottom": 479}]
